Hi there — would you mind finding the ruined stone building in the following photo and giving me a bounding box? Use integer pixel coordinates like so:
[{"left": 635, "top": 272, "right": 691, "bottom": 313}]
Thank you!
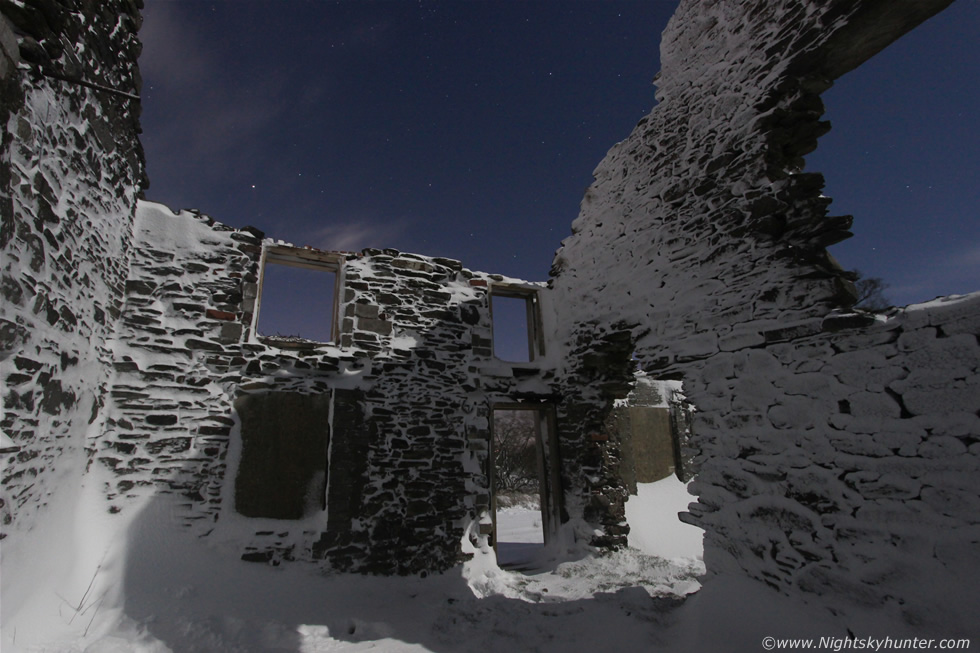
[{"left": 2, "top": 0, "right": 978, "bottom": 635}]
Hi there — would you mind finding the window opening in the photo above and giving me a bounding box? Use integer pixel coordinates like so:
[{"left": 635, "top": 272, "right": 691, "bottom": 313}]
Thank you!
[
  {"left": 490, "top": 286, "right": 542, "bottom": 363},
  {"left": 491, "top": 405, "right": 560, "bottom": 569},
  {"left": 256, "top": 247, "right": 340, "bottom": 346},
  {"left": 804, "top": 1, "right": 978, "bottom": 306}
]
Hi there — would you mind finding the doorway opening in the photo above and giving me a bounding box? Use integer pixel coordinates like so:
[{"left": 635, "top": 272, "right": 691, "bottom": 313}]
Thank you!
[{"left": 490, "top": 404, "right": 561, "bottom": 569}]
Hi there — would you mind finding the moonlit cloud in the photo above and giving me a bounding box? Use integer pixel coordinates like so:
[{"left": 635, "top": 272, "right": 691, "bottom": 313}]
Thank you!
[
  {"left": 308, "top": 218, "right": 412, "bottom": 252},
  {"left": 139, "top": 2, "right": 213, "bottom": 86},
  {"left": 139, "top": 1, "right": 294, "bottom": 173}
]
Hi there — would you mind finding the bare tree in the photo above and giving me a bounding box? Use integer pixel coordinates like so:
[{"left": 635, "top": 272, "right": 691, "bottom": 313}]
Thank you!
[
  {"left": 492, "top": 411, "right": 539, "bottom": 495},
  {"left": 851, "top": 268, "right": 892, "bottom": 311}
]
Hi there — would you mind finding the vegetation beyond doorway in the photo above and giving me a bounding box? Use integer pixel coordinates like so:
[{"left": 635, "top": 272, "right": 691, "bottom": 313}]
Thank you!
[{"left": 491, "top": 405, "right": 561, "bottom": 568}]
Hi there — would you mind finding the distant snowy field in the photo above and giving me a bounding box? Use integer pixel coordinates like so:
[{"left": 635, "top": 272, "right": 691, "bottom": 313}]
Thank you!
[{"left": 2, "top": 476, "right": 872, "bottom": 652}]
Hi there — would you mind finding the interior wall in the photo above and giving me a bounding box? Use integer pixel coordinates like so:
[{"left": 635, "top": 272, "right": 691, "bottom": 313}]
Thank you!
[
  {"left": 0, "top": 1, "right": 145, "bottom": 539},
  {"left": 549, "top": 0, "right": 977, "bottom": 634}
]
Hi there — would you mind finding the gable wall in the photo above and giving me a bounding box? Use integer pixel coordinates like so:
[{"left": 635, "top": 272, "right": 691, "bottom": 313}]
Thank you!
[{"left": 550, "top": 0, "right": 977, "bottom": 633}]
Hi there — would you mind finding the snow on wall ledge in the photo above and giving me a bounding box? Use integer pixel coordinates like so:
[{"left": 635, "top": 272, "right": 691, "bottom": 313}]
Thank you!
[{"left": 551, "top": 0, "right": 977, "bottom": 635}]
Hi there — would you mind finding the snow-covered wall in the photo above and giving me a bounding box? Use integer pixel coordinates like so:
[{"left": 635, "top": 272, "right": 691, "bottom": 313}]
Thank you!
[
  {"left": 101, "top": 201, "right": 573, "bottom": 574},
  {"left": 4, "top": 1, "right": 975, "bottom": 626},
  {"left": 551, "top": 0, "right": 976, "bottom": 634},
  {"left": 1, "top": 1, "right": 144, "bottom": 539},
  {"left": 687, "top": 294, "right": 980, "bottom": 632},
  {"left": 96, "top": 203, "right": 259, "bottom": 527}
]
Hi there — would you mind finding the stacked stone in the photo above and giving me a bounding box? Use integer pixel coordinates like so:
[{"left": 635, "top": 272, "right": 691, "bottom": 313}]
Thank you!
[
  {"left": 318, "top": 252, "right": 486, "bottom": 573},
  {"left": 1, "top": 1, "right": 144, "bottom": 537},
  {"left": 684, "top": 296, "right": 979, "bottom": 627},
  {"left": 555, "top": 322, "right": 637, "bottom": 548},
  {"left": 99, "top": 205, "right": 263, "bottom": 528},
  {"left": 549, "top": 0, "right": 973, "bottom": 633},
  {"left": 105, "top": 204, "right": 573, "bottom": 573}
]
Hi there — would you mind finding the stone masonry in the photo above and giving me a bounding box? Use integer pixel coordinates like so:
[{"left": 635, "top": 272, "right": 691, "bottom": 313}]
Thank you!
[
  {"left": 2, "top": 0, "right": 978, "bottom": 637},
  {"left": 96, "top": 201, "right": 576, "bottom": 574},
  {"left": 1, "top": 0, "right": 145, "bottom": 535},
  {"left": 550, "top": 0, "right": 977, "bottom": 635}
]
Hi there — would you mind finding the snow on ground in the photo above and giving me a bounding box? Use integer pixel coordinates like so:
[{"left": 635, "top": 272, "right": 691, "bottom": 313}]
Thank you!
[
  {"left": 625, "top": 476, "right": 704, "bottom": 561},
  {"left": 1, "top": 486, "right": 700, "bottom": 653},
  {"left": 2, "top": 475, "right": 885, "bottom": 652},
  {"left": 495, "top": 505, "right": 545, "bottom": 569}
]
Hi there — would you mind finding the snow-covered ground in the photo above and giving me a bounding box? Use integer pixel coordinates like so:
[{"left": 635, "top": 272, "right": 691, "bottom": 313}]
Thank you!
[
  {"left": 1, "top": 475, "right": 897, "bottom": 652},
  {"left": 625, "top": 476, "right": 704, "bottom": 561},
  {"left": 495, "top": 504, "right": 545, "bottom": 569}
]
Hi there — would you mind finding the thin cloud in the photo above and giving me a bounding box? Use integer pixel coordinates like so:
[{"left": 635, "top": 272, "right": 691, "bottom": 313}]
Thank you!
[
  {"left": 139, "top": 1, "right": 298, "bottom": 183},
  {"left": 139, "top": 1, "right": 213, "bottom": 87},
  {"left": 309, "top": 219, "right": 411, "bottom": 252},
  {"left": 950, "top": 242, "right": 980, "bottom": 268}
]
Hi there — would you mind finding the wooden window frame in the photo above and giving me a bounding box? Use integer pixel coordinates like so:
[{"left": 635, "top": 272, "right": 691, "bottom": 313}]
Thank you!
[
  {"left": 489, "top": 284, "right": 545, "bottom": 362},
  {"left": 254, "top": 245, "right": 344, "bottom": 347}
]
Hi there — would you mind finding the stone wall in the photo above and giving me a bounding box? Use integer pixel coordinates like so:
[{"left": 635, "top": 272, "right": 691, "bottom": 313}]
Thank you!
[
  {"left": 1, "top": 0, "right": 144, "bottom": 538},
  {"left": 685, "top": 295, "right": 979, "bottom": 631},
  {"left": 550, "top": 0, "right": 976, "bottom": 634},
  {"left": 98, "top": 201, "right": 615, "bottom": 574},
  {"left": 5, "top": 3, "right": 975, "bottom": 627},
  {"left": 95, "top": 203, "right": 260, "bottom": 528}
]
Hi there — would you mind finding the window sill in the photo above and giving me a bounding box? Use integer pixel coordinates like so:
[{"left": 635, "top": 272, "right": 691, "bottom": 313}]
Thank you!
[{"left": 258, "top": 335, "right": 334, "bottom": 350}]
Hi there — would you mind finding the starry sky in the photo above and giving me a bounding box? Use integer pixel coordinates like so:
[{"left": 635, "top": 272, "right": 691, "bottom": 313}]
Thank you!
[{"left": 138, "top": 0, "right": 979, "bottom": 309}]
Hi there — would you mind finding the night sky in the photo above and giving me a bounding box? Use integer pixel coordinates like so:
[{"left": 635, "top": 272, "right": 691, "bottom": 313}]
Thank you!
[{"left": 139, "top": 0, "right": 979, "bottom": 309}]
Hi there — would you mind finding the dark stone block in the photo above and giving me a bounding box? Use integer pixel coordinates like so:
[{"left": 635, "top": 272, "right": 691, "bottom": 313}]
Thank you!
[
  {"left": 59, "top": 306, "right": 77, "bottom": 327},
  {"left": 241, "top": 550, "right": 277, "bottom": 564},
  {"left": 376, "top": 292, "right": 401, "bottom": 305},
  {"left": 40, "top": 380, "right": 75, "bottom": 415},
  {"left": 219, "top": 322, "right": 243, "bottom": 343},
  {"left": 354, "top": 303, "right": 379, "bottom": 319},
  {"left": 145, "top": 414, "right": 178, "bottom": 426},
  {"left": 14, "top": 356, "right": 43, "bottom": 372},
  {"left": 459, "top": 305, "right": 480, "bottom": 325},
  {"left": 145, "top": 437, "right": 191, "bottom": 454},
  {"left": 111, "top": 442, "right": 137, "bottom": 455},
  {"left": 0, "top": 320, "right": 29, "bottom": 357},
  {"left": 197, "top": 425, "right": 231, "bottom": 436},
  {"left": 1, "top": 275, "right": 23, "bottom": 305},
  {"left": 822, "top": 312, "right": 877, "bottom": 332},
  {"left": 763, "top": 321, "right": 822, "bottom": 343},
  {"left": 126, "top": 280, "right": 156, "bottom": 295},
  {"left": 359, "top": 317, "right": 392, "bottom": 336},
  {"left": 239, "top": 225, "right": 265, "bottom": 240},
  {"left": 60, "top": 352, "right": 78, "bottom": 370},
  {"left": 185, "top": 338, "right": 224, "bottom": 352}
]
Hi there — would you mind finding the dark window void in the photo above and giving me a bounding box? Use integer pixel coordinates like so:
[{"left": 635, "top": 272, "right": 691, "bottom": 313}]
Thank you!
[
  {"left": 490, "top": 286, "right": 543, "bottom": 363},
  {"left": 257, "top": 248, "right": 340, "bottom": 344},
  {"left": 234, "top": 392, "right": 331, "bottom": 520}
]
